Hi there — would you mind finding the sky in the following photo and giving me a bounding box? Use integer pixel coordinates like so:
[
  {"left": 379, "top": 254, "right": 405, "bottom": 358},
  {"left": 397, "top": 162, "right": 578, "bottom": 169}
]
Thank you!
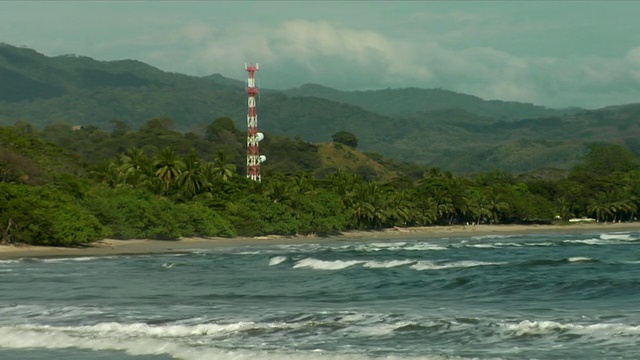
[{"left": 1, "top": 1, "right": 639, "bottom": 109}]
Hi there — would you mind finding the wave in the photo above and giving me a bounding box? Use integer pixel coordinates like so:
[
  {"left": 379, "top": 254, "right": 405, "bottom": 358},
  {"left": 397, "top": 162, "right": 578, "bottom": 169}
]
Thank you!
[
  {"left": 411, "top": 260, "right": 502, "bottom": 271},
  {"left": 600, "top": 232, "right": 637, "bottom": 241},
  {"left": 268, "top": 256, "right": 288, "bottom": 266},
  {"left": 293, "top": 258, "right": 457, "bottom": 270},
  {"left": 502, "top": 319, "right": 640, "bottom": 338},
  {"left": 293, "top": 258, "right": 365, "bottom": 270},
  {"left": 563, "top": 232, "right": 639, "bottom": 246},
  {"left": 0, "top": 324, "right": 473, "bottom": 360},
  {"left": 0, "top": 304, "right": 113, "bottom": 325},
  {"left": 351, "top": 242, "right": 446, "bottom": 252},
  {"left": 33, "top": 256, "right": 122, "bottom": 263},
  {"left": 0, "top": 259, "right": 20, "bottom": 265},
  {"left": 290, "top": 256, "right": 599, "bottom": 272},
  {"left": 362, "top": 260, "right": 416, "bottom": 268},
  {"left": 469, "top": 234, "right": 518, "bottom": 240}
]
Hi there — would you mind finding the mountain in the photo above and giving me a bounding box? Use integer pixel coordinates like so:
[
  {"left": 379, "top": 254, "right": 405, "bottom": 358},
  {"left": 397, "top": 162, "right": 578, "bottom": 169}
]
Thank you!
[
  {"left": 1, "top": 43, "right": 638, "bottom": 174},
  {"left": 280, "top": 83, "right": 579, "bottom": 120}
]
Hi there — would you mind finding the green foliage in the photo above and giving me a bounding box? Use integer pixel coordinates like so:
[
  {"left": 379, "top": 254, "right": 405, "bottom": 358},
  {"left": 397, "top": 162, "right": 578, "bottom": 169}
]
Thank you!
[
  {"left": 173, "top": 202, "right": 236, "bottom": 238},
  {"left": 0, "top": 183, "right": 107, "bottom": 246},
  {"left": 332, "top": 131, "right": 358, "bottom": 148},
  {"left": 293, "top": 191, "right": 350, "bottom": 236},
  {"left": 226, "top": 194, "right": 298, "bottom": 237},
  {"left": 82, "top": 188, "right": 182, "bottom": 239},
  {"left": 571, "top": 143, "right": 639, "bottom": 178}
]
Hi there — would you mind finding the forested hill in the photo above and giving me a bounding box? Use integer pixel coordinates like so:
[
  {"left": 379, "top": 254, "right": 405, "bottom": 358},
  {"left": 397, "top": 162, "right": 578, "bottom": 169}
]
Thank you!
[
  {"left": 278, "top": 83, "right": 578, "bottom": 120},
  {"left": 1, "top": 43, "right": 639, "bottom": 174}
]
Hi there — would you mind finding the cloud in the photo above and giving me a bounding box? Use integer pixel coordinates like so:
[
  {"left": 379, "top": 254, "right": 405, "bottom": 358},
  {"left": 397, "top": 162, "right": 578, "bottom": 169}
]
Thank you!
[
  {"left": 10, "top": 6, "right": 636, "bottom": 110},
  {"left": 140, "top": 18, "right": 637, "bottom": 108}
]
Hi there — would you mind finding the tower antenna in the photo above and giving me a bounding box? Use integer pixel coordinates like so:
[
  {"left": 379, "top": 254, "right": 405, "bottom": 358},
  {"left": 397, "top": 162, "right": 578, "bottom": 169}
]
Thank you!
[{"left": 245, "top": 62, "right": 265, "bottom": 182}]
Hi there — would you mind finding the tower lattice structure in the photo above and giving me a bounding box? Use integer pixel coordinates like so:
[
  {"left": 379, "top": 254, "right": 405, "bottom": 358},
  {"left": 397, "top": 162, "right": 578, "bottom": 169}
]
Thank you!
[{"left": 245, "top": 63, "right": 263, "bottom": 182}]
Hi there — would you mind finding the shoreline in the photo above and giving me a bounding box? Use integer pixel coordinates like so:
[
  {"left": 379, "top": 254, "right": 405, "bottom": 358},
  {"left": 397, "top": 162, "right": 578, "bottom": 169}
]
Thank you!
[{"left": 1, "top": 222, "right": 639, "bottom": 260}]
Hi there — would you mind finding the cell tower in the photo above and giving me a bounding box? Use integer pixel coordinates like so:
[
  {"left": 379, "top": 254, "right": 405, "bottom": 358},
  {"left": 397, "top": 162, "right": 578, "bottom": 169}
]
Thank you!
[{"left": 245, "top": 63, "right": 265, "bottom": 182}]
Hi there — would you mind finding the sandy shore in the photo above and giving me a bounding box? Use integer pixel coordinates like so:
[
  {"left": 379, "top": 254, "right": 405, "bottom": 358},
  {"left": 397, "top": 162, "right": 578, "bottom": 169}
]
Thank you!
[{"left": 2, "top": 222, "right": 639, "bottom": 260}]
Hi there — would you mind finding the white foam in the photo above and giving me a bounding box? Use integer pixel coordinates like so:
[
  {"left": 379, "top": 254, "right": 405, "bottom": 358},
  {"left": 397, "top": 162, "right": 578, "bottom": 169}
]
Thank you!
[
  {"left": 362, "top": 260, "right": 415, "bottom": 268},
  {"left": 564, "top": 238, "right": 609, "bottom": 245},
  {"left": 402, "top": 243, "right": 448, "bottom": 251},
  {"left": 600, "top": 233, "right": 636, "bottom": 241},
  {"left": 411, "top": 260, "right": 501, "bottom": 271},
  {"left": 293, "top": 258, "right": 364, "bottom": 270},
  {"left": 39, "top": 256, "right": 120, "bottom": 263},
  {"left": 523, "top": 242, "right": 555, "bottom": 247},
  {"left": 470, "top": 234, "right": 515, "bottom": 240},
  {"left": 370, "top": 242, "right": 407, "bottom": 248},
  {"left": 0, "top": 324, "right": 467, "bottom": 360},
  {"left": 0, "top": 259, "right": 20, "bottom": 264},
  {"left": 567, "top": 256, "right": 594, "bottom": 263},
  {"left": 268, "top": 256, "right": 288, "bottom": 266},
  {"left": 504, "top": 320, "right": 640, "bottom": 338},
  {"left": 8, "top": 321, "right": 298, "bottom": 338},
  {"left": 464, "top": 244, "right": 498, "bottom": 249}
]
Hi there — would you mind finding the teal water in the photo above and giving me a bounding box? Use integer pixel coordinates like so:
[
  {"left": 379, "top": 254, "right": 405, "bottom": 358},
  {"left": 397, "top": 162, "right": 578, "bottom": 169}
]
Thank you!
[{"left": 1, "top": 230, "right": 639, "bottom": 359}]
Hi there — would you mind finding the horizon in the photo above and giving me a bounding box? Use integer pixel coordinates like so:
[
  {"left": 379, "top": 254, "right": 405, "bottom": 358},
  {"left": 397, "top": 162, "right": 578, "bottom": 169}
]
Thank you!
[{"left": 1, "top": 2, "right": 639, "bottom": 109}]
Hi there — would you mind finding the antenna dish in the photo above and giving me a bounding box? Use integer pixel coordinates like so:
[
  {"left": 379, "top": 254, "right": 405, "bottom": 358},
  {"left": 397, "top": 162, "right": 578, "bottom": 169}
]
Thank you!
[
  {"left": 256, "top": 132, "right": 264, "bottom": 142},
  {"left": 259, "top": 155, "right": 267, "bottom": 163}
]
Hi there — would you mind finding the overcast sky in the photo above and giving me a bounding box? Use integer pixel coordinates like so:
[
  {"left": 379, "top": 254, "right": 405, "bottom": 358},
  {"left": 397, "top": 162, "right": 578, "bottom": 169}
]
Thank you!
[{"left": 1, "top": 1, "right": 639, "bottom": 109}]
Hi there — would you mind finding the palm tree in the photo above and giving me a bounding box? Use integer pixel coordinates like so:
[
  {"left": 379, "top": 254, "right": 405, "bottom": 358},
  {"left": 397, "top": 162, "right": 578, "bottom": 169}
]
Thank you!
[
  {"left": 175, "top": 149, "right": 207, "bottom": 199},
  {"left": 587, "top": 191, "right": 612, "bottom": 222},
  {"left": 211, "top": 151, "right": 236, "bottom": 182},
  {"left": 346, "top": 182, "right": 378, "bottom": 229},
  {"left": 291, "top": 173, "right": 316, "bottom": 196},
  {"left": 266, "top": 180, "right": 294, "bottom": 205},
  {"left": 415, "top": 196, "right": 438, "bottom": 226},
  {"left": 121, "top": 147, "right": 152, "bottom": 188},
  {"left": 385, "top": 189, "right": 417, "bottom": 226},
  {"left": 468, "top": 192, "right": 492, "bottom": 225},
  {"left": 606, "top": 188, "right": 636, "bottom": 222},
  {"left": 90, "top": 160, "right": 120, "bottom": 188},
  {"left": 554, "top": 197, "right": 573, "bottom": 221},
  {"left": 486, "top": 190, "right": 509, "bottom": 224},
  {"left": 153, "top": 147, "right": 184, "bottom": 193}
]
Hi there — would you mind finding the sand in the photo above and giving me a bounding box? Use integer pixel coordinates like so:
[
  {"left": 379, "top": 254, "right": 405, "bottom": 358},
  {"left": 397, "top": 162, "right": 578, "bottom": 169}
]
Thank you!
[{"left": 2, "top": 222, "right": 639, "bottom": 260}]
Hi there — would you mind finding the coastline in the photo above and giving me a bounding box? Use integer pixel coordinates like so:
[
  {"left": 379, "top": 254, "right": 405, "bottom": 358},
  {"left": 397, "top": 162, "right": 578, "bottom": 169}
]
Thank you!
[{"left": 2, "top": 222, "right": 639, "bottom": 260}]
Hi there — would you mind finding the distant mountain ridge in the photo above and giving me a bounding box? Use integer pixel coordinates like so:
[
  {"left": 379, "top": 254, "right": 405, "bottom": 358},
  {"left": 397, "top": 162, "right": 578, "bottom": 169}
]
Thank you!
[
  {"left": 279, "top": 83, "right": 576, "bottom": 120},
  {"left": 1, "top": 42, "right": 638, "bottom": 174}
]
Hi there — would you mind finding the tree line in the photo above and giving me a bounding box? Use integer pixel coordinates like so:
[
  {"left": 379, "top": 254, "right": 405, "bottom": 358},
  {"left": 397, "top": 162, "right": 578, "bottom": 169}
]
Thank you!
[{"left": 1, "top": 120, "right": 639, "bottom": 246}]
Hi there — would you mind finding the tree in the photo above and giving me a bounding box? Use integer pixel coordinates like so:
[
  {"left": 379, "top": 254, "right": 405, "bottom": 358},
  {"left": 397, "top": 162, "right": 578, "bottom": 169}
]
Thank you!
[
  {"left": 109, "top": 119, "right": 131, "bottom": 137},
  {"left": 332, "top": 131, "right": 358, "bottom": 148},
  {"left": 587, "top": 191, "right": 613, "bottom": 222},
  {"left": 571, "top": 143, "right": 639, "bottom": 178},
  {"left": 153, "top": 147, "right": 184, "bottom": 193},
  {"left": 210, "top": 151, "right": 237, "bottom": 182},
  {"left": 205, "top": 117, "right": 239, "bottom": 141},
  {"left": 121, "top": 147, "right": 152, "bottom": 188},
  {"left": 175, "top": 149, "right": 208, "bottom": 199}
]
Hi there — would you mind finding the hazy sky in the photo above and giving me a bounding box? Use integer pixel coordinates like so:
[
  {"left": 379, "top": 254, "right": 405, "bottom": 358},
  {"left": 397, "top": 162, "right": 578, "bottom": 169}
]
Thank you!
[{"left": 1, "top": 1, "right": 639, "bottom": 109}]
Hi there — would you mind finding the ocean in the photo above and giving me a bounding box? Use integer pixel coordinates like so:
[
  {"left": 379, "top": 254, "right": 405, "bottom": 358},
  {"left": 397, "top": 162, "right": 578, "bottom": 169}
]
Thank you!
[{"left": 1, "top": 230, "right": 639, "bottom": 359}]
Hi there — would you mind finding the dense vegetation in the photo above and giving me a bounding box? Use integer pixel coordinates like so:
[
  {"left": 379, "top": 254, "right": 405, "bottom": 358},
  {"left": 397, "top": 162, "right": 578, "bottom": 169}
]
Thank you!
[
  {"left": 2, "top": 43, "right": 640, "bottom": 174},
  {"left": 1, "top": 121, "right": 639, "bottom": 247}
]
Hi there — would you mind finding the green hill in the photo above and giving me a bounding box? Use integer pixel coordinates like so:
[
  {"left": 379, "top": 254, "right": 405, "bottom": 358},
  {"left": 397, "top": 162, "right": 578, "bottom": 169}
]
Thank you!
[{"left": 1, "top": 43, "right": 639, "bottom": 174}]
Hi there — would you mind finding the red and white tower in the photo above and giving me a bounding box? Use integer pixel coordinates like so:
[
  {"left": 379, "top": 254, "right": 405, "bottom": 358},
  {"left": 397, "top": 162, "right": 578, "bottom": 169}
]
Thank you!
[{"left": 245, "top": 63, "right": 264, "bottom": 182}]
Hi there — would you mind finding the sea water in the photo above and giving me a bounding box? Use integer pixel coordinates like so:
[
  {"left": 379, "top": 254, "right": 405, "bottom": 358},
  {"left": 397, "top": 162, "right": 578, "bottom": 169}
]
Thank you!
[{"left": 1, "top": 230, "right": 639, "bottom": 359}]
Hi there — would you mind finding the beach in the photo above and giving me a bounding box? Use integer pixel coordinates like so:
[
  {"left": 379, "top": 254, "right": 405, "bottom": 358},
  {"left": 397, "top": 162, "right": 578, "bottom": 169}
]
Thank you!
[{"left": 2, "top": 222, "right": 639, "bottom": 260}]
